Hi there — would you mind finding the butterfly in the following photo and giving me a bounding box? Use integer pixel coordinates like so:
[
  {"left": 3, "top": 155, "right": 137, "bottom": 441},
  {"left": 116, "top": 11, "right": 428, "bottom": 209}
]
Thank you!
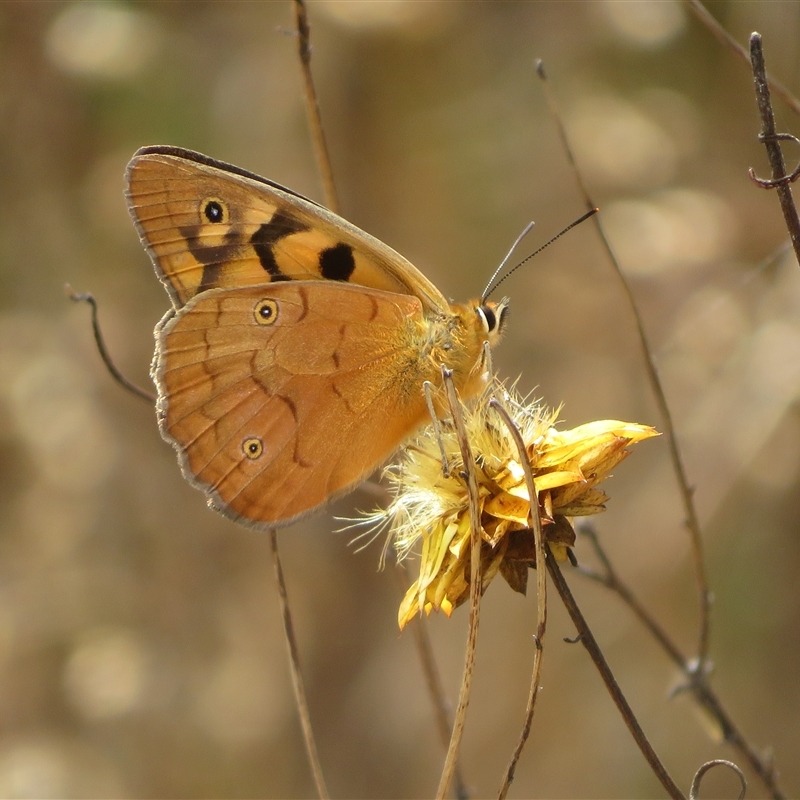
[{"left": 126, "top": 146, "right": 508, "bottom": 529}]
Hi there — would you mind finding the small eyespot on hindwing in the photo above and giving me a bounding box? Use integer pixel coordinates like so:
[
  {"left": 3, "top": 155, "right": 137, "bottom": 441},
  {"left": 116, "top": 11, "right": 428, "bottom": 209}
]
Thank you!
[
  {"left": 242, "top": 437, "right": 264, "bottom": 459},
  {"left": 254, "top": 298, "right": 278, "bottom": 325}
]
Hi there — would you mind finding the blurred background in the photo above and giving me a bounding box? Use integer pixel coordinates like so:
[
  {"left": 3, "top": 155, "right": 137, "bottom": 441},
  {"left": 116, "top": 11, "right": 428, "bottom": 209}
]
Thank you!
[{"left": 0, "top": 1, "right": 798, "bottom": 797}]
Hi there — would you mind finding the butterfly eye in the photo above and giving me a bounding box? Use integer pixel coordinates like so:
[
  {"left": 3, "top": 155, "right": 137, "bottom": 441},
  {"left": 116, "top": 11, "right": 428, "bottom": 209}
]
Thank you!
[
  {"left": 242, "top": 437, "right": 264, "bottom": 460},
  {"left": 201, "top": 197, "right": 229, "bottom": 224},
  {"left": 254, "top": 298, "right": 278, "bottom": 325},
  {"left": 476, "top": 305, "right": 496, "bottom": 333},
  {"left": 476, "top": 300, "right": 509, "bottom": 336}
]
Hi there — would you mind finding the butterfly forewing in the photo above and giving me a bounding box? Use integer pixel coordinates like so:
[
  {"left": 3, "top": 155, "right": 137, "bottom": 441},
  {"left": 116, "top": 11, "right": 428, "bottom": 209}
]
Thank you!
[{"left": 126, "top": 146, "right": 448, "bottom": 311}]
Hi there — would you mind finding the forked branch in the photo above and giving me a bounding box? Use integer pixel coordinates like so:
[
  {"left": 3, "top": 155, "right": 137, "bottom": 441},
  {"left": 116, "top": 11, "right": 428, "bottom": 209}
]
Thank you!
[{"left": 577, "top": 525, "right": 785, "bottom": 800}]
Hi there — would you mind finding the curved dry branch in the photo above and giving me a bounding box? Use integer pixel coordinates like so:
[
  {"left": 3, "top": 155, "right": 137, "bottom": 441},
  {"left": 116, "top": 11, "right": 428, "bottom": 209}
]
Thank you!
[
  {"left": 66, "top": 285, "right": 155, "bottom": 404},
  {"left": 689, "top": 759, "right": 746, "bottom": 800}
]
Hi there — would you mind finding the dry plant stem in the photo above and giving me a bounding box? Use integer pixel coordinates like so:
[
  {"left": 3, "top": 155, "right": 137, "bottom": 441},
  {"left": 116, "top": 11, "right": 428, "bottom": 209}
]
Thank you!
[
  {"left": 577, "top": 528, "right": 786, "bottom": 800},
  {"left": 685, "top": 0, "right": 800, "bottom": 118},
  {"left": 535, "top": 61, "right": 712, "bottom": 672},
  {"left": 490, "top": 399, "right": 547, "bottom": 800},
  {"left": 436, "top": 370, "right": 484, "bottom": 800},
  {"left": 396, "top": 565, "right": 469, "bottom": 800},
  {"left": 749, "top": 33, "right": 800, "bottom": 264},
  {"left": 292, "top": 0, "right": 340, "bottom": 214},
  {"left": 547, "top": 558, "right": 686, "bottom": 800},
  {"left": 282, "top": 11, "right": 336, "bottom": 795},
  {"left": 66, "top": 286, "right": 156, "bottom": 404},
  {"left": 268, "top": 530, "right": 330, "bottom": 800},
  {"left": 291, "top": 7, "right": 471, "bottom": 797}
]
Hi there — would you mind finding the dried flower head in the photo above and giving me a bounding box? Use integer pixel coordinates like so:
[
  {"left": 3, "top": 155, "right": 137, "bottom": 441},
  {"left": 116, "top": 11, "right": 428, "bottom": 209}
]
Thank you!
[{"left": 365, "top": 381, "right": 658, "bottom": 629}]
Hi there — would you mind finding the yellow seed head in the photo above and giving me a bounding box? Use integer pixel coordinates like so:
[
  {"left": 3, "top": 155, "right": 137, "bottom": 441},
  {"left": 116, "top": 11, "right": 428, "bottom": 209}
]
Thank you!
[{"left": 363, "top": 380, "right": 659, "bottom": 629}]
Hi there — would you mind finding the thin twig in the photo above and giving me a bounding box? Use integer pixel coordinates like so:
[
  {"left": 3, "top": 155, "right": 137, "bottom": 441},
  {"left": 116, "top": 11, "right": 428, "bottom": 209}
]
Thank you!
[
  {"left": 65, "top": 285, "right": 156, "bottom": 403},
  {"left": 278, "top": 9, "right": 334, "bottom": 796},
  {"left": 685, "top": 0, "right": 800, "bottom": 118},
  {"left": 490, "top": 398, "right": 547, "bottom": 800},
  {"left": 576, "top": 526, "right": 686, "bottom": 668},
  {"left": 546, "top": 558, "right": 686, "bottom": 800},
  {"left": 749, "top": 33, "right": 800, "bottom": 265},
  {"left": 269, "top": 530, "right": 330, "bottom": 800},
  {"left": 690, "top": 759, "right": 746, "bottom": 800},
  {"left": 396, "top": 564, "right": 469, "bottom": 800},
  {"left": 288, "top": 4, "right": 480, "bottom": 797},
  {"left": 436, "top": 370, "right": 483, "bottom": 800},
  {"left": 292, "top": 0, "right": 339, "bottom": 213},
  {"left": 576, "top": 526, "right": 786, "bottom": 800},
  {"left": 535, "top": 60, "right": 712, "bottom": 672}
]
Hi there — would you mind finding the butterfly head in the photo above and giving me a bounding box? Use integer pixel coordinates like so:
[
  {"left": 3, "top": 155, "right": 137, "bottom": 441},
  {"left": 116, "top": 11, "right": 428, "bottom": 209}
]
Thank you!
[
  {"left": 475, "top": 297, "right": 509, "bottom": 345},
  {"left": 437, "top": 297, "right": 509, "bottom": 401}
]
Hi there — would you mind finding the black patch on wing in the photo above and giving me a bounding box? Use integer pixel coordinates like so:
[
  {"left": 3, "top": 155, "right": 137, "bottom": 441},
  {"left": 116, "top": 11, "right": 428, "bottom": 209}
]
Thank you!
[
  {"left": 250, "top": 211, "right": 309, "bottom": 281},
  {"left": 179, "top": 225, "right": 243, "bottom": 293},
  {"left": 319, "top": 243, "right": 356, "bottom": 281}
]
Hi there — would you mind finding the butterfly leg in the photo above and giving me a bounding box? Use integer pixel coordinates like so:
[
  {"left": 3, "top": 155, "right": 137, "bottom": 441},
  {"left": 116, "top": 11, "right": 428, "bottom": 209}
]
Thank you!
[
  {"left": 481, "top": 339, "right": 493, "bottom": 377},
  {"left": 423, "top": 380, "right": 451, "bottom": 477}
]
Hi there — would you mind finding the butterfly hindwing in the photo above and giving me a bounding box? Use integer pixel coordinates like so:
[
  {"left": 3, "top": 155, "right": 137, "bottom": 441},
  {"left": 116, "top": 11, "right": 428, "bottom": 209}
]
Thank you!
[{"left": 153, "top": 280, "right": 437, "bottom": 528}]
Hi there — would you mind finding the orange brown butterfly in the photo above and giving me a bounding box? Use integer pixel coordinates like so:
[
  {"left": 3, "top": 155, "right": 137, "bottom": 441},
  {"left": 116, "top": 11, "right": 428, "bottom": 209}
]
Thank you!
[{"left": 126, "top": 146, "right": 508, "bottom": 528}]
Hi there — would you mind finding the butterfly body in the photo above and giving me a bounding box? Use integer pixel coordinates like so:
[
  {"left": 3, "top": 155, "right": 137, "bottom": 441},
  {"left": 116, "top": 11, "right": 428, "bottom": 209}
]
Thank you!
[{"left": 127, "top": 147, "right": 507, "bottom": 528}]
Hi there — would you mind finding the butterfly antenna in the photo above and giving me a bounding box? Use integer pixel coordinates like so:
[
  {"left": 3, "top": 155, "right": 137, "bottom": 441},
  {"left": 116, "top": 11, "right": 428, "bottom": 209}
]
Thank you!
[
  {"left": 481, "top": 221, "right": 535, "bottom": 302},
  {"left": 482, "top": 207, "right": 598, "bottom": 300}
]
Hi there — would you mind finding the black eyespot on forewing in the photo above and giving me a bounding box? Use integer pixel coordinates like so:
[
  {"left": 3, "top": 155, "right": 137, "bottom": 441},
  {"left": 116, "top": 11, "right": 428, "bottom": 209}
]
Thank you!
[
  {"left": 204, "top": 200, "right": 224, "bottom": 223},
  {"left": 319, "top": 243, "right": 356, "bottom": 281}
]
